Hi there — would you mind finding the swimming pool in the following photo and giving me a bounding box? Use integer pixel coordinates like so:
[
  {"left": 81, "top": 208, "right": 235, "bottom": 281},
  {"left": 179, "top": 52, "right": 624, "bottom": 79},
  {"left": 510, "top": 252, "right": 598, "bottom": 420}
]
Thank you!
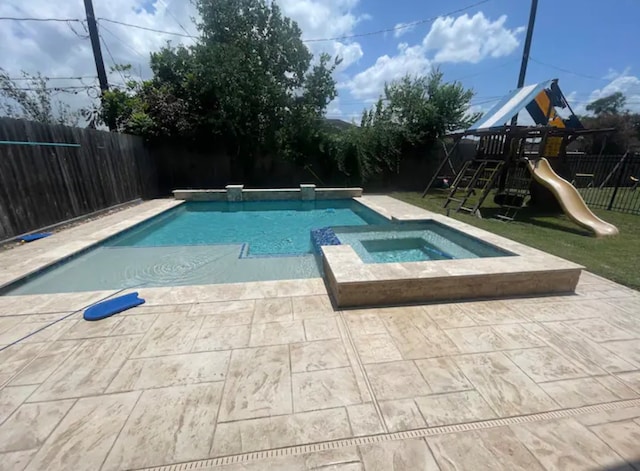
[
  {"left": 3, "top": 199, "right": 516, "bottom": 296},
  {"left": 4, "top": 200, "right": 387, "bottom": 294}
]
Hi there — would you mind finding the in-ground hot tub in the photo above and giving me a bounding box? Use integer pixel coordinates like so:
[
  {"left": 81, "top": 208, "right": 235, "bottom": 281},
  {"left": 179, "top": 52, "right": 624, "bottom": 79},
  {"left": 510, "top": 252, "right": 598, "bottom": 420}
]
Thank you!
[{"left": 320, "top": 198, "right": 583, "bottom": 308}]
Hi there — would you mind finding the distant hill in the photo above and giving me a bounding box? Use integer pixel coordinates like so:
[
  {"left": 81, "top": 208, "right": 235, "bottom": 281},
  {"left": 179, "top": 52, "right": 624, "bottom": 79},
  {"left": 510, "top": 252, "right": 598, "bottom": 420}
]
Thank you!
[{"left": 324, "top": 118, "right": 355, "bottom": 131}]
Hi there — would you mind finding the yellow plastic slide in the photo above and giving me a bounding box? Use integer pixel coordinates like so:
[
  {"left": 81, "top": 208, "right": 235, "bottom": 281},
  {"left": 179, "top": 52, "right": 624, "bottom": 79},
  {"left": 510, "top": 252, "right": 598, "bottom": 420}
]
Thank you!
[{"left": 527, "top": 158, "right": 619, "bottom": 238}]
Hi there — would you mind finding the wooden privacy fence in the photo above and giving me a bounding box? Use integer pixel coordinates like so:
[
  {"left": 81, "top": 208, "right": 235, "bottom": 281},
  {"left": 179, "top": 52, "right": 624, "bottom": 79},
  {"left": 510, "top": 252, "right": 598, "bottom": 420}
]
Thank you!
[
  {"left": 0, "top": 118, "right": 158, "bottom": 241},
  {"left": 0, "top": 118, "right": 491, "bottom": 241}
]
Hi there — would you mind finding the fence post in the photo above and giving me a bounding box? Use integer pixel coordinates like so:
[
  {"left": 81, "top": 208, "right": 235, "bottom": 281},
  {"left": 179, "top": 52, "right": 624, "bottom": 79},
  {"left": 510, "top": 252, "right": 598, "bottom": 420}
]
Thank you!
[{"left": 607, "top": 153, "right": 630, "bottom": 210}]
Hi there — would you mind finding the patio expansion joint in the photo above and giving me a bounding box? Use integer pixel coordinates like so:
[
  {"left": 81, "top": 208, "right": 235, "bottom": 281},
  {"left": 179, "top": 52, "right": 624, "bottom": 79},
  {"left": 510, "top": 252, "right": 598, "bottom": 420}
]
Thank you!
[
  {"left": 136, "top": 397, "right": 640, "bottom": 471},
  {"left": 336, "top": 311, "right": 388, "bottom": 434}
]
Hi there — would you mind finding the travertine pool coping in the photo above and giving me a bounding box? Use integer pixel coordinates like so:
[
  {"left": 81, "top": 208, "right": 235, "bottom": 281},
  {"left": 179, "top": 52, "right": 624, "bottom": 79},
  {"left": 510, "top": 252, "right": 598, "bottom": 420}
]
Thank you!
[{"left": 323, "top": 195, "right": 584, "bottom": 307}]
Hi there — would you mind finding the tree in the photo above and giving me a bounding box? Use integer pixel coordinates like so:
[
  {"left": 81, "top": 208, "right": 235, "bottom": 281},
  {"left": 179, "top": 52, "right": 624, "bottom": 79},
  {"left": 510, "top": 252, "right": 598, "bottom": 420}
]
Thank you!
[
  {"left": 0, "top": 69, "right": 82, "bottom": 126},
  {"left": 586, "top": 92, "right": 627, "bottom": 116},
  {"left": 333, "top": 71, "right": 479, "bottom": 183},
  {"left": 383, "top": 72, "right": 479, "bottom": 143},
  {"left": 103, "top": 0, "right": 339, "bottom": 180},
  {"left": 101, "top": 64, "right": 191, "bottom": 137},
  {"left": 580, "top": 93, "right": 639, "bottom": 153},
  {"left": 581, "top": 113, "right": 640, "bottom": 153}
]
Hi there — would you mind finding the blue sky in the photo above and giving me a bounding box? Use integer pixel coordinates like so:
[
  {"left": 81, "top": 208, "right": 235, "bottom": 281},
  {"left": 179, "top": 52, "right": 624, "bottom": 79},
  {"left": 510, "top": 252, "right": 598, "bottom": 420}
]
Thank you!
[
  {"left": 325, "top": 0, "right": 640, "bottom": 119},
  {"left": 1, "top": 0, "right": 639, "bottom": 121}
]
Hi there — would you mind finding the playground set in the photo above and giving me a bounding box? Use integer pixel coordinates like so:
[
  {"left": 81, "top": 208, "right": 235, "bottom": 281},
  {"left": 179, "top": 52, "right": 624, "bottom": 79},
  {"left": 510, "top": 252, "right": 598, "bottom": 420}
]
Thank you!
[{"left": 423, "top": 79, "right": 620, "bottom": 237}]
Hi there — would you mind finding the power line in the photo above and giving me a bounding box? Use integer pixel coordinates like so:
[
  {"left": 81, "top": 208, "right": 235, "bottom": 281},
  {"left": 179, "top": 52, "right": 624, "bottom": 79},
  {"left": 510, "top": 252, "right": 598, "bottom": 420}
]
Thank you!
[
  {"left": 156, "top": 0, "right": 195, "bottom": 37},
  {"left": 303, "top": 0, "right": 491, "bottom": 42},
  {"left": 0, "top": 16, "right": 82, "bottom": 23},
  {"left": 97, "top": 17, "right": 194, "bottom": 38},
  {"left": 98, "top": 22, "right": 147, "bottom": 59},
  {"left": 0, "top": 85, "right": 95, "bottom": 91},
  {"left": 98, "top": 0, "right": 492, "bottom": 43},
  {"left": 5, "top": 75, "right": 97, "bottom": 81},
  {"left": 66, "top": 19, "right": 90, "bottom": 39},
  {"left": 529, "top": 57, "right": 608, "bottom": 81},
  {"left": 99, "top": 35, "right": 127, "bottom": 84},
  {"left": 5, "top": 0, "right": 492, "bottom": 46}
]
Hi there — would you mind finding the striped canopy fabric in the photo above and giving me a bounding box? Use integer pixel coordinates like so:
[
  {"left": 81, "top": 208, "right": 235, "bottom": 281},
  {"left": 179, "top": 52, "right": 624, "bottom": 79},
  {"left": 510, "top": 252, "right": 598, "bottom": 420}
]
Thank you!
[{"left": 468, "top": 80, "right": 555, "bottom": 131}]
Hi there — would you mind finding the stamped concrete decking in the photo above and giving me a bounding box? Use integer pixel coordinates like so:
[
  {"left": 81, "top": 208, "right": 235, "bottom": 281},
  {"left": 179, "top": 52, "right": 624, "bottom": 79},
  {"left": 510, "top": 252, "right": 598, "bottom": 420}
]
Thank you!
[{"left": 0, "top": 200, "right": 639, "bottom": 470}]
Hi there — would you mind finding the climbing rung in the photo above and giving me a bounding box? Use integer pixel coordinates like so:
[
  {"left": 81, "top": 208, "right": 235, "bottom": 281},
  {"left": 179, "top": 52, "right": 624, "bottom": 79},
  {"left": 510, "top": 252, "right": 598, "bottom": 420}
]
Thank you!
[{"left": 458, "top": 206, "right": 475, "bottom": 213}]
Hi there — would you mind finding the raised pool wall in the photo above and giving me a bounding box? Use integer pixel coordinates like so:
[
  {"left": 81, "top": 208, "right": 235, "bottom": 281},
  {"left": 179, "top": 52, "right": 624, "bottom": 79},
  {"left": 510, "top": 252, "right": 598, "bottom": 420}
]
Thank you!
[{"left": 173, "top": 185, "right": 363, "bottom": 202}]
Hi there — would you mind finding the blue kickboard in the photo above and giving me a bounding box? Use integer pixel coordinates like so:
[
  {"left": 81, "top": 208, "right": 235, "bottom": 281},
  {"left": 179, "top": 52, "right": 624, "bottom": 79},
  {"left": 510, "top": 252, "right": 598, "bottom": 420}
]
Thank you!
[
  {"left": 21, "top": 232, "right": 52, "bottom": 243},
  {"left": 83, "top": 292, "right": 145, "bottom": 321}
]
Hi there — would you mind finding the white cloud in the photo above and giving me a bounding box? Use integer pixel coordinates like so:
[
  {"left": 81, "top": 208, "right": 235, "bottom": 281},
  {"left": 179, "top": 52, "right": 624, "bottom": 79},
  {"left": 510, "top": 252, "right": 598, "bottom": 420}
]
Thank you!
[
  {"left": 277, "top": 0, "right": 365, "bottom": 71},
  {"left": 603, "top": 68, "right": 624, "bottom": 81},
  {"left": 344, "top": 12, "right": 522, "bottom": 101},
  {"left": 0, "top": 0, "right": 365, "bottom": 120},
  {"left": 567, "top": 72, "right": 640, "bottom": 115},
  {"left": 393, "top": 22, "right": 416, "bottom": 38},
  {"left": 423, "top": 13, "right": 524, "bottom": 64},
  {"left": 588, "top": 74, "right": 640, "bottom": 113},
  {"left": 0, "top": 0, "right": 197, "bottom": 116},
  {"left": 345, "top": 43, "right": 431, "bottom": 99},
  {"left": 326, "top": 97, "right": 342, "bottom": 117}
]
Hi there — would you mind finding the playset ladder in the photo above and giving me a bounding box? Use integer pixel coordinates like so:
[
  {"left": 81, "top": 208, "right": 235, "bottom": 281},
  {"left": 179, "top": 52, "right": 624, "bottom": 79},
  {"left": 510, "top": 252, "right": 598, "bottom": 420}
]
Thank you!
[
  {"left": 443, "top": 160, "right": 504, "bottom": 215},
  {"left": 495, "top": 162, "right": 533, "bottom": 221}
]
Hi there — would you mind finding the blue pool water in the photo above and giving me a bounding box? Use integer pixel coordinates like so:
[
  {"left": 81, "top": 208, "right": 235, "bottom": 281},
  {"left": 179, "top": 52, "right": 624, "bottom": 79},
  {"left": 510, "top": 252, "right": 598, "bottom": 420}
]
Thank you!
[
  {"left": 334, "top": 221, "right": 513, "bottom": 264},
  {"left": 2, "top": 201, "right": 512, "bottom": 296},
  {"left": 4, "top": 200, "right": 387, "bottom": 294},
  {"left": 110, "top": 200, "right": 385, "bottom": 255}
]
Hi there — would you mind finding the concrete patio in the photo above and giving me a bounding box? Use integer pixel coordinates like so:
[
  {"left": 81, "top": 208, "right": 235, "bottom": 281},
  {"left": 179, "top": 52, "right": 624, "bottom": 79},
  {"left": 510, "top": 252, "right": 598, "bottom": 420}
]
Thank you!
[{"left": 0, "top": 201, "right": 639, "bottom": 470}]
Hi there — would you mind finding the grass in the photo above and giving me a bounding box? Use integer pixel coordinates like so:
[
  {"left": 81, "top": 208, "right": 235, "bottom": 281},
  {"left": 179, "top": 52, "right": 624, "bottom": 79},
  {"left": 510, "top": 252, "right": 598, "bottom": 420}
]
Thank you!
[{"left": 392, "top": 191, "right": 640, "bottom": 291}]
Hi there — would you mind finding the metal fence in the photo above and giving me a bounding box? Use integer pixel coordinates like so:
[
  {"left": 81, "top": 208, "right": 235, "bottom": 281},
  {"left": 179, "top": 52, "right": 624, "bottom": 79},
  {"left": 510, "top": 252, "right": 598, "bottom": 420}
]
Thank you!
[{"left": 566, "top": 153, "right": 640, "bottom": 215}]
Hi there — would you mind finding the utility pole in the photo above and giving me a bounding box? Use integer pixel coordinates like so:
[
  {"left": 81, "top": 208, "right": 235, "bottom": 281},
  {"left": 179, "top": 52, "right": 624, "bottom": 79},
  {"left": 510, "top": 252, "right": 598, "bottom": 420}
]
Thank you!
[
  {"left": 511, "top": 0, "right": 539, "bottom": 126},
  {"left": 84, "top": 0, "right": 108, "bottom": 93}
]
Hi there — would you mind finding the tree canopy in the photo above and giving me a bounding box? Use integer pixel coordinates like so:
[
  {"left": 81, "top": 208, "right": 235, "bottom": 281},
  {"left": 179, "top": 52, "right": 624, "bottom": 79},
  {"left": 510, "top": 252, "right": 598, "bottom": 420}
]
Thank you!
[
  {"left": 586, "top": 92, "right": 627, "bottom": 116},
  {"left": 581, "top": 92, "right": 639, "bottom": 153},
  {"left": 100, "top": 0, "right": 479, "bottom": 183},
  {"left": 102, "top": 0, "right": 339, "bottom": 179},
  {"left": 332, "top": 71, "right": 479, "bottom": 182}
]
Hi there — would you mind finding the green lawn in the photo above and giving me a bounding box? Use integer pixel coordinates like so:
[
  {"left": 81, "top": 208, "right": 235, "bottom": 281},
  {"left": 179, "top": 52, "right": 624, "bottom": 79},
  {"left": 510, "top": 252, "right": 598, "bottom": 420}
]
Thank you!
[{"left": 392, "top": 191, "right": 640, "bottom": 291}]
